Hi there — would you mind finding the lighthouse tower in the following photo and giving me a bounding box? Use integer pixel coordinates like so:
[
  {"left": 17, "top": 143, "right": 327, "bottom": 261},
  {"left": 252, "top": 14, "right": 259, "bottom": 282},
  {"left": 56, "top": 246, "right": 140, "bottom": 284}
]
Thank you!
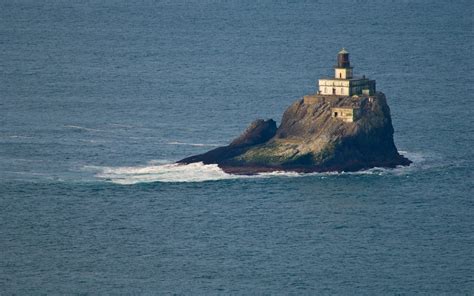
[
  {"left": 335, "top": 48, "right": 353, "bottom": 79},
  {"left": 318, "top": 48, "right": 376, "bottom": 96}
]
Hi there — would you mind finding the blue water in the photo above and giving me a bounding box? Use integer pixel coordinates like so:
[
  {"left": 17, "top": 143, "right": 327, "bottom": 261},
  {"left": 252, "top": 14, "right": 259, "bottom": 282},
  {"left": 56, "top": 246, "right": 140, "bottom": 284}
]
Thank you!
[{"left": 1, "top": 0, "right": 473, "bottom": 294}]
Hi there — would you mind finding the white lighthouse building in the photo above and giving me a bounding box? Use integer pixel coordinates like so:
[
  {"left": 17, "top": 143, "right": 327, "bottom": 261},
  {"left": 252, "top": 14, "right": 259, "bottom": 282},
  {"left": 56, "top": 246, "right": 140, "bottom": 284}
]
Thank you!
[{"left": 318, "top": 48, "right": 375, "bottom": 96}]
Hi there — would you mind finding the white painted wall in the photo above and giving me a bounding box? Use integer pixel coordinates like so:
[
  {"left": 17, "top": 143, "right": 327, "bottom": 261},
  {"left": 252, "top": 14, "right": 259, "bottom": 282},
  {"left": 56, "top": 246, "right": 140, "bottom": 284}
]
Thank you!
[
  {"left": 335, "top": 68, "right": 352, "bottom": 79},
  {"left": 318, "top": 79, "right": 350, "bottom": 95},
  {"left": 318, "top": 78, "right": 374, "bottom": 96}
]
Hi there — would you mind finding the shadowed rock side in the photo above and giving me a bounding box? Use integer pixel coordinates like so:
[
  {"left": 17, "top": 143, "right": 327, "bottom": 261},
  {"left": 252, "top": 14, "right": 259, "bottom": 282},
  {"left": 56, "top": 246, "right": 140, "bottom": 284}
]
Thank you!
[
  {"left": 178, "top": 119, "right": 278, "bottom": 165},
  {"left": 178, "top": 92, "right": 411, "bottom": 174}
]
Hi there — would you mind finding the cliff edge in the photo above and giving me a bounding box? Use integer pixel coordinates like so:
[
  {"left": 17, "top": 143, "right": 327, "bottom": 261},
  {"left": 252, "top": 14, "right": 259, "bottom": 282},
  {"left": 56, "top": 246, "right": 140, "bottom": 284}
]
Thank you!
[{"left": 178, "top": 92, "right": 411, "bottom": 174}]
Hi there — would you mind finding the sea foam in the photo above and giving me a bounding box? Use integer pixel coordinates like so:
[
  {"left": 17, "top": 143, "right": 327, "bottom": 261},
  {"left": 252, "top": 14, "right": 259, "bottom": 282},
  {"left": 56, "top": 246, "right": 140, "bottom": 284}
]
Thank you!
[
  {"left": 87, "top": 150, "right": 429, "bottom": 185},
  {"left": 91, "top": 162, "right": 244, "bottom": 184}
]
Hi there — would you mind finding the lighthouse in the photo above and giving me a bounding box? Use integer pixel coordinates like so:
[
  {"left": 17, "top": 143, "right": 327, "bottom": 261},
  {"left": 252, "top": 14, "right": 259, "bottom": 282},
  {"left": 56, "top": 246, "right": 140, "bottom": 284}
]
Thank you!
[
  {"left": 318, "top": 49, "right": 376, "bottom": 96},
  {"left": 335, "top": 48, "right": 353, "bottom": 79}
]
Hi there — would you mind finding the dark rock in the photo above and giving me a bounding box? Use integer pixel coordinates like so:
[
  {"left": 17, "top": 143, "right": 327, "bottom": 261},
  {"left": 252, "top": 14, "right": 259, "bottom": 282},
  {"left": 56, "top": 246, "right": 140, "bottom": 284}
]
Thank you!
[
  {"left": 229, "top": 119, "right": 278, "bottom": 148},
  {"left": 178, "top": 92, "right": 411, "bottom": 174},
  {"left": 178, "top": 119, "right": 277, "bottom": 165}
]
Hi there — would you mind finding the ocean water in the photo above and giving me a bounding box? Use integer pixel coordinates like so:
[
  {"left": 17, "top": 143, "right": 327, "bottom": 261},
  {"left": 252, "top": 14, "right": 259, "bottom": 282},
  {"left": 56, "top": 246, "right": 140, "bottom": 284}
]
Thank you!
[{"left": 1, "top": 0, "right": 473, "bottom": 294}]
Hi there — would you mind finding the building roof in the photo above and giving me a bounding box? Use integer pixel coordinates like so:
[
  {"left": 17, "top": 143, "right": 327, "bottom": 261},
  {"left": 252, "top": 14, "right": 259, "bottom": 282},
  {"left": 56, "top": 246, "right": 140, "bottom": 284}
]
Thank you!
[
  {"left": 319, "top": 76, "right": 372, "bottom": 81},
  {"left": 338, "top": 48, "right": 349, "bottom": 54}
]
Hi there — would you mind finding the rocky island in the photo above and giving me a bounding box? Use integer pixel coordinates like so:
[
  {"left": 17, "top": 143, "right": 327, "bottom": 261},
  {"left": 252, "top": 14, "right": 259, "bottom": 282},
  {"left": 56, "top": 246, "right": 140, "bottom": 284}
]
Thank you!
[{"left": 178, "top": 49, "right": 411, "bottom": 174}]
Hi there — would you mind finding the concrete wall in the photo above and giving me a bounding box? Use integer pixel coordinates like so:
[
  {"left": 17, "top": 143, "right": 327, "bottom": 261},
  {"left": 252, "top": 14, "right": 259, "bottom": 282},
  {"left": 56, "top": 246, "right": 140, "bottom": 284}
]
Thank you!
[
  {"left": 335, "top": 68, "right": 353, "bottom": 79},
  {"left": 331, "top": 107, "right": 359, "bottom": 122},
  {"left": 318, "top": 79, "right": 350, "bottom": 95},
  {"left": 319, "top": 78, "right": 375, "bottom": 96},
  {"left": 319, "top": 86, "right": 349, "bottom": 95},
  {"left": 349, "top": 79, "right": 375, "bottom": 96},
  {"left": 303, "top": 95, "right": 347, "bottom": 105}
]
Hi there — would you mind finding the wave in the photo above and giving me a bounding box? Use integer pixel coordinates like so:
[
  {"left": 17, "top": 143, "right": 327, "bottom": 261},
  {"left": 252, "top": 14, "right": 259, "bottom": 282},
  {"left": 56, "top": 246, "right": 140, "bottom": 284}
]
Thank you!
[
  {"left": 87, "top": 160, "right": 316, "bottom": 184},
  {"left": 345, "top": 150, "right": 437, "bottom": 176},
  {"left": 107, "top": 123, "right": 135, "bottom": 128},
  {"left": 84, "top": 151, "right": 431, "bottom": 185},
  {"left": 166, "top": 141, "right": 221, "bottom": 147},
  {"left": 64, "top": 125, "right": 105, "bottom": 132},
  {"left": 5, "top": 158, "right": 44, "bottom": 163},
  {"left": 2, "top": 135, "right": 34, "bottom": 139},
  {"left": 87, "top": 162, "right": 393, "bottom": 185},
  {"left": 87, "top": 150, "right": 430, "bottom": 185},
  {"left": 89, "top": 162, "right": 246, "bottom": 185}
]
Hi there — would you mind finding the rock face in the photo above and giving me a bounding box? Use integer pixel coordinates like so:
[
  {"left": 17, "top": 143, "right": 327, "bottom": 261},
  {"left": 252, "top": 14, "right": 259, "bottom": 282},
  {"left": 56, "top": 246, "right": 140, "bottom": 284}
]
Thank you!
[{"left": 178, "top": 92, "right": 411, "bottom": 174}]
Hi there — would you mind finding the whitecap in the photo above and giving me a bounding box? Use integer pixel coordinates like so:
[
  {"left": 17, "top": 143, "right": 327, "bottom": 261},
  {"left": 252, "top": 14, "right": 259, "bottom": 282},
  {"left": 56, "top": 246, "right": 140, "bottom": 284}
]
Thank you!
[{"left": 6, "top": 135, "right": 34, "bottom": 139}]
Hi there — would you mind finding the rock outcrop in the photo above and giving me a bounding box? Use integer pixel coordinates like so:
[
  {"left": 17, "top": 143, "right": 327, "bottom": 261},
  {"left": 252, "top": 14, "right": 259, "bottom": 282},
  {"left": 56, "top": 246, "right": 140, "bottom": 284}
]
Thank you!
[{"left": 178, "top": 92, "right": 411, "bottom": 174}]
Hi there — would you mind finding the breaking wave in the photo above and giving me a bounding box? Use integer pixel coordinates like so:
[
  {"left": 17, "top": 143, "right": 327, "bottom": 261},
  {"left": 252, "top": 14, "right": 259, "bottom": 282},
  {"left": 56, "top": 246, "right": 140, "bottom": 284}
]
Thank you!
[
  {"left": 89, "top": 162, "right": 246, "bottom": 184},
  {"left": 86, "top": 150, "right": 431, "bottom": 185}
]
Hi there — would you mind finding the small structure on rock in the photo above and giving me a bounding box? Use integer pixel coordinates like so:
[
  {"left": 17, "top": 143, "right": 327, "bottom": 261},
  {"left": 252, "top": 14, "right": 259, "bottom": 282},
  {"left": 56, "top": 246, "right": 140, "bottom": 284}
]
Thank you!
[{"left": 331, "top": 107, "right": 360, "bottom": 123}]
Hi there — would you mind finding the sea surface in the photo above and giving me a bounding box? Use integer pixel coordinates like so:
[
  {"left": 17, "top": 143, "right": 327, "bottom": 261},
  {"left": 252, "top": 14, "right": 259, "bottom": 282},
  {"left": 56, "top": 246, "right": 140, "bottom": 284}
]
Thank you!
[{"left": 1, "top": 0, "right": 473, "bottom": 294}]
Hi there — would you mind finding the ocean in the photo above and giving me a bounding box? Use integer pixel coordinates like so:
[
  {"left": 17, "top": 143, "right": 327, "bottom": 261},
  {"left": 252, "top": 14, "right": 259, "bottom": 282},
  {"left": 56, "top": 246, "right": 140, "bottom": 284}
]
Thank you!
[{"left": 1, "top": 0, "right": 472, "bottom": 294}]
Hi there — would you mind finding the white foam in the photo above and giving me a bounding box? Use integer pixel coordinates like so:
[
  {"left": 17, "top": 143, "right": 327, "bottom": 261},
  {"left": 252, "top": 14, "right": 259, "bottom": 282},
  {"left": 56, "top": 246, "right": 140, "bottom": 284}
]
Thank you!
[
  {"left": 347, "top": 150, "right": 442, "bottom": 176},
  {"left": 146, "top": 159, "right": 174, "bottom": 165},
  {"left": 87, "top": 151, "right": 431, "bottom": 185},
  {"left": 91, "top": 162, "right": 246, "bottom": 184},
  {"left": 3, "top": 135, "right": 34, "bottom": 139}
]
